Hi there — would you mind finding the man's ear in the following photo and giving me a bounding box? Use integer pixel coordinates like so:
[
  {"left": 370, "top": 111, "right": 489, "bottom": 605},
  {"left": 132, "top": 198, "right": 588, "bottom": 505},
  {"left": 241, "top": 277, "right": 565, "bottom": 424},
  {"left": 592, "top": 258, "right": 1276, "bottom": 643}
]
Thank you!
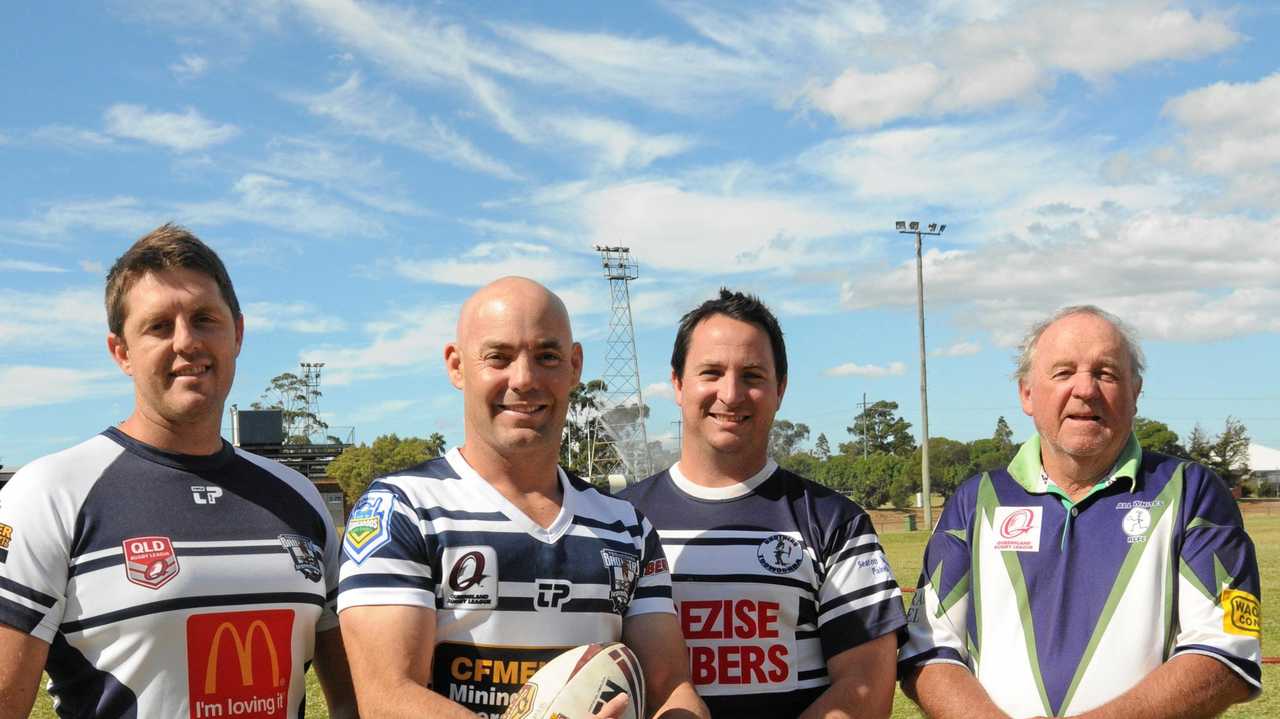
[
  {"left": 444, "top": 341, "right": 465, "bottom": 390},
  {"left": 107, "top": 332, "right": 132, "bottom": 376},
  {"left": 1018, "top": 378, "right": 1034, "bottom": 417},
  {"left": 233, "top": 313, "right": 245, "bottom": 356},
  {"left": 671, "top": 369, "right": 684, "bottom": 407}
]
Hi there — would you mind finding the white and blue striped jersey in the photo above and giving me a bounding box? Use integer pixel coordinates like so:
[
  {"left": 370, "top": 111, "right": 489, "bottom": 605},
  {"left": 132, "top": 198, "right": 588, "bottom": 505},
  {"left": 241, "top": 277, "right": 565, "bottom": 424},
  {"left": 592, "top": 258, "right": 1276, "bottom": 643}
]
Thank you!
[
  {"left": 618, "top": 460, "right": 907, "bottom": 718},
  {"left": 337, "top": 448, "right": 674, "bottom": 718},
  {"left": 0, "top": 428, "right": 340, "bottom": 718}
]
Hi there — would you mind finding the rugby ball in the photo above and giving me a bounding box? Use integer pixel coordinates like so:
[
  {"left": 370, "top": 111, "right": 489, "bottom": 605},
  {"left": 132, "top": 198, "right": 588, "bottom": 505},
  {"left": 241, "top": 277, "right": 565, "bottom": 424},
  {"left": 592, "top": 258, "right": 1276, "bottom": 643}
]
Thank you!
[{"left": 501, "top": 642, "right": 645, "bottom": 719}]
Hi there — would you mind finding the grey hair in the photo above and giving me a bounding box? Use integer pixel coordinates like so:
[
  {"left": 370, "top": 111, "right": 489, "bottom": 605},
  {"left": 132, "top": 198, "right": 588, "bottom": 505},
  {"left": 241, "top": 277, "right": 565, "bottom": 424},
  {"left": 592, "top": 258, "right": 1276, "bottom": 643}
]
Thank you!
[{"left": 1013, "top": 305, "right": 1146, "bottom": 382}]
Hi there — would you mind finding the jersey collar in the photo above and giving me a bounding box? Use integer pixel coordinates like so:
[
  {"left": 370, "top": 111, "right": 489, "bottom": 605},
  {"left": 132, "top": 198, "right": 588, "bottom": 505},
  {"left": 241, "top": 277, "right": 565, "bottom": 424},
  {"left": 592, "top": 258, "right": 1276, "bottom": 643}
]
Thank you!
[
  {"left": 668, "top": 459, "right": 778, "bottom": 501},
  {"left": 1007, "top": 432, "right": 1141, "bottom": 496}
]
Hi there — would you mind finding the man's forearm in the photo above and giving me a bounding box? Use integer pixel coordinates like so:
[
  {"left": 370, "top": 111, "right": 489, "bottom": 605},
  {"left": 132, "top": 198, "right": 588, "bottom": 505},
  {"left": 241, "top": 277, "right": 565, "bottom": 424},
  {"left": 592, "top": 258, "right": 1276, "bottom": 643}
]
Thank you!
[
  {"left": 797, "top": 676, "right": 894, "bottom": 719},
  {"left": 651, "top": 680, "right": 710, "bottom": 719},
  {"left": 1070, "top": 654, "right": 1251, "bottom": 719},
  {"left": 901, "top": 662, "right": 1009, "bottom": 719}
]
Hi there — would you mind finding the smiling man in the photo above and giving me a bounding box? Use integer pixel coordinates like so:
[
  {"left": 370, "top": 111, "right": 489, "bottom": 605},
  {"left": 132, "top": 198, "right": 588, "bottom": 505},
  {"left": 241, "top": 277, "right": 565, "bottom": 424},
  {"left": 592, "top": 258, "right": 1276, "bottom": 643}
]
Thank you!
[
  {"left": 619, "top": 289, "right": 906, "bottom": 719},
  {"left": 0, "top": 224, "right": 354, "bottom": 718},
  {"left": 899, "top": 305, "right": 1262, "bottom": 719},
  {"left": 336, "top": 277, "right": 707, "bottom": 719}
]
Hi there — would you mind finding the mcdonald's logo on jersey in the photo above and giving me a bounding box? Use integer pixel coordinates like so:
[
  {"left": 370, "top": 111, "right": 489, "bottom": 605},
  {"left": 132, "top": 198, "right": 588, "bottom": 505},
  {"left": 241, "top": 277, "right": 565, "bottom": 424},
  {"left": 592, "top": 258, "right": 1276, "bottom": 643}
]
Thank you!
[{"left": 187, "top": 609, "right": 294, "bottom": 719}]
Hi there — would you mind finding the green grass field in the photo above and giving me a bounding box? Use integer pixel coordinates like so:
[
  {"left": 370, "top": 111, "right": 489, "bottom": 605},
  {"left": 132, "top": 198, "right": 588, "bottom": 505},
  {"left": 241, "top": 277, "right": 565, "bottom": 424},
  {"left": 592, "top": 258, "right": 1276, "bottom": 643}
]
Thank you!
[{"left": 31, "top": 511, "right": 1279, "bottom": 718}]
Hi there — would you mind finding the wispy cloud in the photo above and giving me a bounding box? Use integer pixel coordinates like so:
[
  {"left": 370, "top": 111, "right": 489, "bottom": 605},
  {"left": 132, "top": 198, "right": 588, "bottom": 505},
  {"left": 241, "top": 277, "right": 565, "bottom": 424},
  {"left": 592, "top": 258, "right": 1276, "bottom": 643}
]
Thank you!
[
  {"left": 298, "top": 305, "right": 457, "bottom": 385},
  {"left": 255, "top": 136, "right": 427, "bottom": 215},
  {"left": 4, "top": 197, "right": 159, "bottom": 241},
  {"left": 243, "top": 301, "right": 347, "bottom": 333},
  {"left": 823, "top": 361, "right": 907, "bottom": 378},
  {"left": 547, "top": 115, "right": 695, "bottom": 170},
  {"left": 0, "top": 288, "right": 105, "bottom": 348},
  {"left": 392, "top": 242, "right": 583, "bottom": 287},
  {"left": 177, "top": 173, "right": 384, "bottom": 238},
  {"left": 30, "top": 125, "right": 117, "bottom": 150},
  {"left": 170, "top": 54, "right": 210, "bottom": 80},
  {"left": 0, "top": 366, "right": 126, "bottom": 410},
  {"left": 103, "top": 104, "right": 239, "bottom": 152},
  {"left": 0, "top": 260, "right": 69, "bottom": 273},
  {"left": 931, "top": 340, "right": 982, "bottom": 357},
  {"left": 293, "top": 73, "right": 520, "bottom": 180}
]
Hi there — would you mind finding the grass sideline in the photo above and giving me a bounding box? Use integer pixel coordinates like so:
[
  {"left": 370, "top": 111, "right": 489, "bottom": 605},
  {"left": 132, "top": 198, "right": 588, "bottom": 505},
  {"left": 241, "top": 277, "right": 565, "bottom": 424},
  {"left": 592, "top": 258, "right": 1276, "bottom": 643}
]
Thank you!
[{"left": 31, "top": 511, "right": 1279, "bottom": 718}]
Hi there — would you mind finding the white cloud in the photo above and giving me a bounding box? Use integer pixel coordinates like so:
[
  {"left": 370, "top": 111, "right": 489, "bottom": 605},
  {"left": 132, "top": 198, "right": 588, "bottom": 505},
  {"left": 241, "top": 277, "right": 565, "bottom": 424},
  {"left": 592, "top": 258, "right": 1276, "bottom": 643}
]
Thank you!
[
  {"left": 294, "top": 73, "right": 520, "bottom": 180},
  {"left": 392, "top": 242, "right": 582, "bottom": 287},
  {"left": 4, "top": 196, "right": 159, "bottom": 240},
  {"left": 644, "top": 381, "right": 675, "bottom": 402},
  {"left": 30, "top": 125, "right": 117, "bottom": 149},
  {"left": 0, "top": 366, "right": 125, "bottom": 410},
  {"left": 0, "top": 288, "right": 105, "bottom": 348},
  {"left": 576, "top": 180, "right": 854, "bottom": 274},
  {"left": 298, "top": 305, "right": 457, "bottom": 385},
  {"left": 547, "top": 115, "right": 695, "bottom": 170},
  {"left": 243, "top": 301, "right": 346, "bottom": 333},
  {"left": 177, "top": 173, "right": 384, "bottom": 238},
  {"left": 170, "top": 54, "right": 210, "bottom": 80},
  {"left": 348, "top": 398, "right": 421, "bottom": 424},
  {"left": 840, "top": 211, "right": 1280, "bottom": 343},
  {"left": 802, "top": 1, "right": 1238, "bottom": 129},
  {"left": 823, "top": 361, "right": 907, "bottom": 378},
  {"left": 256, "top": 136, "right": 426, "bottom": 215},
  {"left": 79, "top": 260, "right": 105, "bottom": 274},
  {"left": 0, "top": 260, "right": 69, "bottom": 273},
  {"left": 1164, "top": 71, "right": 1280, "bottom": 177},
  {"left": 931, "top": 340, "right": 982, "bottom": 357},
  {"left": 104, "top": 104, "right": 239, "bottom": 152}
]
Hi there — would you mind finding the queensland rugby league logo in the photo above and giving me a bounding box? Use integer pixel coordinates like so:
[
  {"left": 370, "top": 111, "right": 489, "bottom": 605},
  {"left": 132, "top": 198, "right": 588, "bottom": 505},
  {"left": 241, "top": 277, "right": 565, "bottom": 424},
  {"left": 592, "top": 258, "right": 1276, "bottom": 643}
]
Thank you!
[
  {"left": 123, "top": 535, "right": 180, "bottom": 589},
  {"left": 991, "top": 506, "right": 1043, "bottom": 552},
  {"left": 442, "top": 545, "right": 498, "bottom": 609}
]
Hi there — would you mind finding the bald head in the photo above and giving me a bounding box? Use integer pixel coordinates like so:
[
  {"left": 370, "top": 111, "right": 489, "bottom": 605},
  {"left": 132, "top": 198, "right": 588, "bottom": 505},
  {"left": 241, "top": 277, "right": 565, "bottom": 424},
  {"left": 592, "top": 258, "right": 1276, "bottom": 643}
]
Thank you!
[
  {"left": 446, "top": 276, "right": 582, "bottom": 473},
  {"left": 456, "top": 276, "right": 573, "bottom": 348}
]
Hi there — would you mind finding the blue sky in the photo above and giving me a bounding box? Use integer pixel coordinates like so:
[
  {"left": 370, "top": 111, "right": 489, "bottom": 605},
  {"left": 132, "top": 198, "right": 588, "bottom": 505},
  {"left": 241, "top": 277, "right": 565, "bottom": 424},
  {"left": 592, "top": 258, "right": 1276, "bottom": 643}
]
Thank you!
[{"left": 3, "top": 1, "right": 1279, "bottom": 468}]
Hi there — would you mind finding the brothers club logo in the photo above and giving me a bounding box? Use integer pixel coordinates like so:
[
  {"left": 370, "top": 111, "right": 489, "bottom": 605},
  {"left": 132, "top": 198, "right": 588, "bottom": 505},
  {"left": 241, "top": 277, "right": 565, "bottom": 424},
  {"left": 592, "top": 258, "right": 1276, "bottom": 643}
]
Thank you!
[
  {"left": 277, "top": 534, "right": 323, "bottom": 582},
  {"left": 757, "top": 534, "right": 803, "bottom": 574}
]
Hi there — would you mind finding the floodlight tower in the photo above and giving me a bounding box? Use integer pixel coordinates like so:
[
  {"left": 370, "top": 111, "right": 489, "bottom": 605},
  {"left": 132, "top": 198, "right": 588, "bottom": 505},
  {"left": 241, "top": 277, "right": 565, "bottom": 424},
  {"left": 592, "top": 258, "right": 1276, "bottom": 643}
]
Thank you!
[
  {"left": 300, "top": 362, "right": 325, "bottom": 439},
  {"left": 895, "top": 220, "right": 945, "bottom": 532},
  {"left": 590, "top": 246, "right": 653, "bottom": 484}
]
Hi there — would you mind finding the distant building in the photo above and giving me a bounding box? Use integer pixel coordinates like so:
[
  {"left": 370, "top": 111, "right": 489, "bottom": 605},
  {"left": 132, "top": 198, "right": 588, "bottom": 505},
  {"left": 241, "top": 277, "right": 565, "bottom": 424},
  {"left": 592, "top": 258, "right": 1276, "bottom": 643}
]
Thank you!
[
  {"left": 233, "top": 408, "right": 350, "bottom": 527},
  {"left": 1247, "top": 443, "right": 1280, "bottom": 496}
]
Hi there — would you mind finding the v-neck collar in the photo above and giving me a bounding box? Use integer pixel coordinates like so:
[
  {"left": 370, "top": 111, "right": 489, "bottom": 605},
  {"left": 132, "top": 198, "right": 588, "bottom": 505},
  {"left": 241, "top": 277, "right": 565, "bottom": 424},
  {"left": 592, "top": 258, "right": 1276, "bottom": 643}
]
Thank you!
[{"left": 444, "top": 447, "right": 575, "bottom": 544}]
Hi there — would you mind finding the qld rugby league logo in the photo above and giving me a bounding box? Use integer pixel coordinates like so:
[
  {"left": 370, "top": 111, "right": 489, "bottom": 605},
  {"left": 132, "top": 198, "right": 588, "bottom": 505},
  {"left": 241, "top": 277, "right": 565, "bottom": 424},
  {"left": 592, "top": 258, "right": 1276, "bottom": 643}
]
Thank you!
[
  {"left": 991, "top": 506, "right": 1042, "bottom": 552},
  {"left": 442, "top": 545, "right": 498, "bottom": 608},
  {"left": 123, "top": 535, "right": 180, "bottom": 589}
]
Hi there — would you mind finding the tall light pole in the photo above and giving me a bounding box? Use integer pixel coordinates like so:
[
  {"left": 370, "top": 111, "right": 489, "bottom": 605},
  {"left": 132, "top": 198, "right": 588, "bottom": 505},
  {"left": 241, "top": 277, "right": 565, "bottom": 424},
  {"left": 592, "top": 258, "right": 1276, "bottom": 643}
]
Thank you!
[{"left": 896, "top": 220, "right": 945, "bottom": 532}]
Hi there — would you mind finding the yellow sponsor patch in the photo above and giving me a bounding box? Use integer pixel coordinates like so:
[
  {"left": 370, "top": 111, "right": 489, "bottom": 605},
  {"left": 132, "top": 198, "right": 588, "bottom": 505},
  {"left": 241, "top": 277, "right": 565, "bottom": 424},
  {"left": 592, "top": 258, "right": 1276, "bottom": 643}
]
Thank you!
[
  {"left": 0, "top": 523, "right": 12, "bottom": 549},
  {"left": 1221, "top": 588, "right": 1261, "bottom": 638}
]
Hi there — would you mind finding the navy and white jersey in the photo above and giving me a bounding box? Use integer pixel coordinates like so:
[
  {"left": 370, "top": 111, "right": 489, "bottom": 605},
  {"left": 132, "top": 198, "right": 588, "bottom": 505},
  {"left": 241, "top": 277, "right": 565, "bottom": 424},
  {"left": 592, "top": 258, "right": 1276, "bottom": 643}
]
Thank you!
[
  {"left": 0, "top": 427, "right": 339, "bottom": 719},
  {"left": 337, "top": 448, "right": 674, "bottom": 718},
  {"left": 618, "top": 460, "right": 907, "bottom": 718},
  {"left": 899, "top": 435, "right": 1262, "bottom": 717}
]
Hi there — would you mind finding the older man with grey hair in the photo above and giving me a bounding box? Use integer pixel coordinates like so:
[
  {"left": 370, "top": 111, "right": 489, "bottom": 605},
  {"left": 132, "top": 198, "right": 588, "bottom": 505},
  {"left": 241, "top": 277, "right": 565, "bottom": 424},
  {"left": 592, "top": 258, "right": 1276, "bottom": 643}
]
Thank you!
[{"left": 898, "top": 305, "right": 1261, "bottom": 719}]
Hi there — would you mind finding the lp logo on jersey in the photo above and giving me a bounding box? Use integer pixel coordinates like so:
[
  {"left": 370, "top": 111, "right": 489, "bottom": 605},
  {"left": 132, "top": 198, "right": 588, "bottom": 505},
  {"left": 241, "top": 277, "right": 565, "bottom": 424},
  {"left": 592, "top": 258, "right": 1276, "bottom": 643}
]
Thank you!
[
  {"left": 991, "top": 507, "right": 1043, "bottom": 552},
  {"left": 535, "top": 579, "right": 572, "bottom": 611},
  {"left": 191, "top": 485, "right": 223, "bottom": 505},
  {"left": 442, "top": 546, "right": 498, "bottom": 609},
  {"left": 123, "top": 535, "right": 180, "bottom": 589}
]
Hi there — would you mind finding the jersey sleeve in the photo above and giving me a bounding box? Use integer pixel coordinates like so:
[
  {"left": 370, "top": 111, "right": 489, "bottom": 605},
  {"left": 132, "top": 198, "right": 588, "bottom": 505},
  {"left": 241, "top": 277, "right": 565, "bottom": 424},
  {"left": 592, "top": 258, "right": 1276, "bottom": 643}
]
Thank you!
[
  {"left": 624, "top": 510, "right": 674, "bottom": 618},
  {"left": 898, "top": 486, "right": 974, "bottom": 673},
  {"left": 337, "top": 480, "right": 437, "bottom": 612},
  {"left": 815, "top": 512, "right": 907, "bottom": 661},
  {"left": 0, "top": 463, "right": 73, "bottom": 643},
  {"left": 1170, "top": 464, "right": 1261, "bottom": 693}
]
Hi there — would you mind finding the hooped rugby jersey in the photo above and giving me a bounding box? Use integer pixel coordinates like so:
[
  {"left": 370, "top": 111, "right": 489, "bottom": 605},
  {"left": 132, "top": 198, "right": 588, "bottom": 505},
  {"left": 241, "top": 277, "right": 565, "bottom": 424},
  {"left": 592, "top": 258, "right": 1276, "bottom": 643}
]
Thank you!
[
  {"left": 899, "top": 434, "right": 1263, "bottom": 717},
  {"left": 337, "top": 448, "right": 674, "bottom": 718},
  {"left": 0, "top": 427, "right": 340, "bottom": 718},
  {"left": 618, "top": 460, "right": 907, "bottom": 718}
]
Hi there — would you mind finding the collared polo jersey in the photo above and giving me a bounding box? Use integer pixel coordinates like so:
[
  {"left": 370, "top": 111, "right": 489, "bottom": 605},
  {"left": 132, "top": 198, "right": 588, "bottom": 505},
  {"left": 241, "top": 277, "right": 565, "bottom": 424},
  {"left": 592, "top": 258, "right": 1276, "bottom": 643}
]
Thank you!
[{"left": 899, "top": 434, "right": 1261, "bottom": 717}]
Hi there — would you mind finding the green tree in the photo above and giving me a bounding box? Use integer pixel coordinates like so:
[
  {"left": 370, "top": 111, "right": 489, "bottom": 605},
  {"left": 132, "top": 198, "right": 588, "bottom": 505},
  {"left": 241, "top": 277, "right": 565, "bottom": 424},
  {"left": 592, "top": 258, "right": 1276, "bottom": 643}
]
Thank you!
[
  {"left": 843, "top": 400, "right": 916, "bottom": 457},
  {"left": 1189, "top": 417, "right": 1251, "bottom": 486},
  {"left": 768, "top": 420, "right": 811, "bottom": 460},
  {"left": 1133, "top": 417, "right": 1186, "bottom": 457},
  {"left": 967, "top": 437, "right": 1018, "bottom": 479},
  {"left": 992, "top": 416, "right": 1014, "bottom": 449},
  {"left": 251, "top": 371, "right": 327, "bottom": 444},
  {"left": 329, "top": 433, "right": 446, "bottom": 503},
  {"left": 562, "top": 380, "right": 608, "bottom": 473},
  {"left": 813, "top": 433, "right": 831, "bottom": 460},
  {"left": 813, "top": 453, "right": 909, "bottom": 509},
  {"left": 780, "top": 452, "right": 819, "bottom": 478},
  {"left": 905, "top": 437, "right": 972, "bottom": 499}
]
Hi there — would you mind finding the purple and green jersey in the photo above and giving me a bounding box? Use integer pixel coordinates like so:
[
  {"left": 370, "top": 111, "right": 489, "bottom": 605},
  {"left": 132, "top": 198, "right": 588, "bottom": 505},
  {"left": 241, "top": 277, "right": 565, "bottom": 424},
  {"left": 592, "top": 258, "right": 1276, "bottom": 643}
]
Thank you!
[{"left": 899, "top": 433, "right": 1261, "bottom": 717}]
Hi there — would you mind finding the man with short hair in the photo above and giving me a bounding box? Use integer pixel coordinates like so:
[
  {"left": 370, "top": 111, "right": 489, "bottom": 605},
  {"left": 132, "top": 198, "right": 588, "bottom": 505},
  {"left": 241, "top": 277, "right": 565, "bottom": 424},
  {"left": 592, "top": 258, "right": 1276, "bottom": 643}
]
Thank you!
[
  {"left": 0, "top": 224, "right": 354, "bottom": 718},
  {"left": 619, "top": 289, "right": 906, "bottom": 719},
  {"left": 899, "top": 305, "right": 1262, "bottom": 718},
  {"left": 337, "top": 276, "right": 708, "bottom": 718}
]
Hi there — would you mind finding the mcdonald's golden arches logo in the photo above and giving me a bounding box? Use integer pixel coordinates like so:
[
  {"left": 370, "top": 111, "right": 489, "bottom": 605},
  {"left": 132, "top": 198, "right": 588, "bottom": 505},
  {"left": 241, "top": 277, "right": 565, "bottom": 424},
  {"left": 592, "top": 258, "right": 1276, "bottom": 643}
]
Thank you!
[{"left": 187, "top": 609, "right": 294, "bottom": 719}]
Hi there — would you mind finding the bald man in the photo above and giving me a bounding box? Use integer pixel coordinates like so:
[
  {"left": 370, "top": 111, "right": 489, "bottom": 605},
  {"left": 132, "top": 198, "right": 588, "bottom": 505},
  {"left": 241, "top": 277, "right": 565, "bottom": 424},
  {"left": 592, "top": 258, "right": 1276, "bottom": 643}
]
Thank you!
[{"left": 337, "top": 278, "right": 708, "bottom": 719}]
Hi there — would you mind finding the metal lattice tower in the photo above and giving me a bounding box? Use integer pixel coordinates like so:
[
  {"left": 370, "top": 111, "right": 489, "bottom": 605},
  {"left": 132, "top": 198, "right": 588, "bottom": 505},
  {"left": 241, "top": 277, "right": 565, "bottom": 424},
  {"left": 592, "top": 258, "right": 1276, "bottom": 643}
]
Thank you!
[
  {"left": 589, "top": 246, "right": 653, "bottom": 484},
  {"left": 300, "top": 362, "right": 325, "bottom": 438}
]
